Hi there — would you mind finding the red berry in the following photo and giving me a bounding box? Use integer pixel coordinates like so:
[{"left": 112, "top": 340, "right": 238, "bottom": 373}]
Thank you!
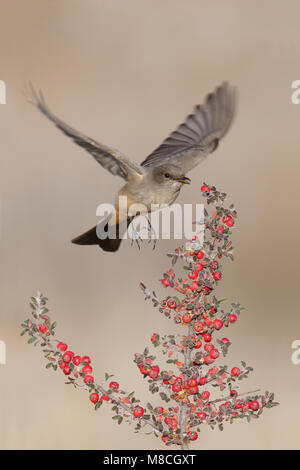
[
  {"left": 204, "top": 344, "right": 213, "bottom": 352},
  {"left": 188, "top": 431, "right": 198, "bottom": 441},
  {"left": 195, "top": 263, "right": 203, "bottom": 272},
  {"left": 63, "top": 365, "right": 71, "bottom": 375},
  {"left": 229, "top": 314, "right": 237, "bottom": 323},
  {"left": 188, "top": 272, "right": 198, "bottom": 280},
  {"left": 172, "top": 384, "right": 182, "bottom": 392},
  {"left": 194, "top": 339, "right": 202, "bottom": 349},
  {"left": 193, "top": 321, "right": 204, "bottom": 332},
  {"left": 201, "top": 185, "right": 210, "bottom": 193},
  {"left": 82, "top": 364, "right": 93, "bottom": 374},
  {"left": 90, "top": 393, "right": 99, "bottom": 404},
  {"left": 250, "top": 400, "right": 259, "bottom": 411},
  {"left": 201, "top": 391, "right": 210, "bottom": 400},
  {"left": 57, "top": 342, "right": 68, "bottom": 352},
  {"left": 167, "top": 299, "right": 177, "bottom": 309},
  {"left": 72, "top": 355, "right": 81, "bottom": 366},
  {"left": 84, "top": 375, "right": 94, "bottom": 384},
  {"left": 157, "top": 407, "right": 164, "bottom": 414},
  {"left": 204, "top": 356, "right": 213, "bottom": 365},
  {"left": 168, "top": 418, "right": 177, "bottom": 428},
  {"left": 39, "top": 324, "right": 47, "bottom": 333},
  {"left": 223, "top": 215, "right": 234, "bottom": 227},
  {"left": 203, "top": 333, "right": 211, "bottom": 343},
  {"left": 149, "top": 369, "right": 159, "bottom": 379},
  {"left": 140, "top": 365, "right": 147, "bottom": 375},
  {"left": 231, "top": 367, "right": 241, "bottom": 377},
  {"left": 210, "top": 260, "right": 219, "bottom": 270},
  {"left": 62, "top": 351, "right": 74, "bottom": 363},
  {"left": 161, "top": 278, "right": 169, "bottom": 287},
  {"left": 197, "top": 412, "right": 206, "bottom": 420},
  {"left": 182, "top": 314, "right": 192, "bottom": 323},
  {"left": 196, "top": 250, "right": 204, "bottom": 260},
  {"left": 189, "top": 386, "right": 199, "bottom": 394},
  {"left": 210, "top": 348, "right": 219, "bottom": 359},
  {"left": 230, "top": 390, "right": 237, "bottom": 396},
  {"left": 213, "top": 319, "right": 223, "bottom": 330},
  {"left": 101, "top": 395, "right": 110, "bottom": 401},
  {"left": 133, "top": 406, "right": 144, "bottom": 418},
  {"left": 109, "top": 381, "right": 119, "bottom": 390},
  {"left": 213, "top": 272, "right": 222, "bottom": 281},
  {"left": 59, "top": 361, "right": 66, "bottom": 369},
  {"left": 222, "top": 337, "right": 229, "bottom": 343},
  {"left": 199, "top": 377, "right": 206, "bottom": 386},
  {"left": 187, "top": 378, "right": 197, "bottom": 388},
  {"left": 81, "top": 356, "right": 91, "bottom": 364}
]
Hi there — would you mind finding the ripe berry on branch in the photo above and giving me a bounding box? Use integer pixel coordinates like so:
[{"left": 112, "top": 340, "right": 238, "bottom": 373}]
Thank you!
[
  {"left": 84, "top": 375, "right": 94, "bottom": 384},
  {"left": 203, "top": 333, "right": 212, "bottom": 343},
  {"left": 63, "top": 365, "right": 71, "bottom": 375},
  {"left": 82, "top": 365, "right": 93, "bottom": 374},
  {"left": 62, "top": 351, "right": 74, "bottom": 363},
  {"left": 81, "top": 356, "right": 91, "bottom": 364},
  {"left": 187, "top": 378, "right": 198, "bottom": 388},
  {"left": 210, "top": 348, "right": 220, "bottom": 359},
  {"left": 182, "top": 314, "right": 192, "bottom": 323},
  {"left": 196, "top": 250, "right": 204, "bottom": 259},
  {"left": 167, "top": 299, "right": 177, "bottom": 309},
  {"left": 109, "top": 381, "right": 119, "bottom": 390},
  {"left": 90, "top": 393, "right": 99, "bottom": 404},
  {"left": 133, "top": 406, "right": 144, "bottom": 418},
  {"left": 57, "top": 342, "right": 67, "bottom": 352},
  {"left": 213, "top": 319, "right": 223, "bottom": 330},
  {"left": 193, "top": 321, "right": 204, "bottom": 332},
  {"left": 201, "top": 391, "right": 210, "bottom": 400},
  {"left": 231, "top": 367, "right": 241, "bottom": 377},
  {"left": 213, "top": 272, "right": 222, "bottom": 281},
  {"left": 73, "top": 356, "right": 81, "bottom": 366}
]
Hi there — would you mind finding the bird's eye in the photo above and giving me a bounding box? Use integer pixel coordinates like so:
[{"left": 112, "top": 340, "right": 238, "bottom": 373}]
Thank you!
[{"left": 164, "top": 173, "right": 170, "bottom": 178}]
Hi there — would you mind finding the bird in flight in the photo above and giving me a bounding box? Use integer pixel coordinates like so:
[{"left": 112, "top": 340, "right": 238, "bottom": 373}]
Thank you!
[{"left": 27, "top": 82, "right": 236, "bottom": 252}]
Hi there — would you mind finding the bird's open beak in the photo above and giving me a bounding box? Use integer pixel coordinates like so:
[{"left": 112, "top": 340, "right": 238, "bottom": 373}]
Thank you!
[{"left": 176, "top": 176, "right": 191, "bottom": 184}]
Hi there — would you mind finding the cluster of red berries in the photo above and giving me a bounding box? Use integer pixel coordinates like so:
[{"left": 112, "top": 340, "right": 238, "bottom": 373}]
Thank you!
[
  {"left": 234, "top": 399, "right": 260, "bottom": 413},
  {"left": 57, "top": 342, "right": 94, "bottom": 383},
  {"left": 38, "top": 324, "right": 50, "bottom": 336}
]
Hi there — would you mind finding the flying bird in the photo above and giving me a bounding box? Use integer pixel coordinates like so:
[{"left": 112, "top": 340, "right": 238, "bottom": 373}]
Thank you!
[{"left": 27, "top": 82, "right": 236, "bottom": 252}]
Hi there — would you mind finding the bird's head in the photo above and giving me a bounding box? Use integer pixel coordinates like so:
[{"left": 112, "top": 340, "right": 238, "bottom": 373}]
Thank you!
[{"left": 152, "top": 164, "right": 191, "bottom": 188}]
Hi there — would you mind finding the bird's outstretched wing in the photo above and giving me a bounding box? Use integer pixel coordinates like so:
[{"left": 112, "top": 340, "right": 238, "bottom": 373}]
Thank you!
[
  {"left": 141, "top": 82, "right": 236, "bottom": 173},
  {"left": 25, "top": 84, "right": 144, "bottom": 181}
]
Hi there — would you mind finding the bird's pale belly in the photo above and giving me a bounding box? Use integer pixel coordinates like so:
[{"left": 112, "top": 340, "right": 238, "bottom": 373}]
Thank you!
[{"left": 117, "top": 182, "right": 182, "bottom": 217}]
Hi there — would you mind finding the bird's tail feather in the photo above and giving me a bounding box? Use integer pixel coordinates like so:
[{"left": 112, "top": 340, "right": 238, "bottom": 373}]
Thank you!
[{"left": 71, "top": 217, "right": 131, "bottom": 252}]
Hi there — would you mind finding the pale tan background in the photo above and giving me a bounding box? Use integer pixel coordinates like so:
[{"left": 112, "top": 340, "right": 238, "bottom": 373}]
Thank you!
[{"left": 0, "top": 0, "right": 299, "bottom": 450}]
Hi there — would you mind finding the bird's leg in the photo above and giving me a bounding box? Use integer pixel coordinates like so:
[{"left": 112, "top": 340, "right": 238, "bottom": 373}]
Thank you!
[
  {"left": 146, "top": 216, "right": 158, "bottom": 250},
  {"left": 128, "top": 220, "right": 143, "bottom": 250}
]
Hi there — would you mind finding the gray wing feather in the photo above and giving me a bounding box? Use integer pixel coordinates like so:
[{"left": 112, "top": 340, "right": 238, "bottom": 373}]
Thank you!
[
  {"left": 141, "top": 82, "right": 236, "bottom": 172},
  {"left": 26, "top": 84, "right": 143, "bottom": 181}
]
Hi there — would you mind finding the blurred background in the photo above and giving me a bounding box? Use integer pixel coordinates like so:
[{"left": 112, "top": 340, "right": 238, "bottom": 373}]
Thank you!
[{"left": 0, "top": 0, "right": 299, "bottom": 450}]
